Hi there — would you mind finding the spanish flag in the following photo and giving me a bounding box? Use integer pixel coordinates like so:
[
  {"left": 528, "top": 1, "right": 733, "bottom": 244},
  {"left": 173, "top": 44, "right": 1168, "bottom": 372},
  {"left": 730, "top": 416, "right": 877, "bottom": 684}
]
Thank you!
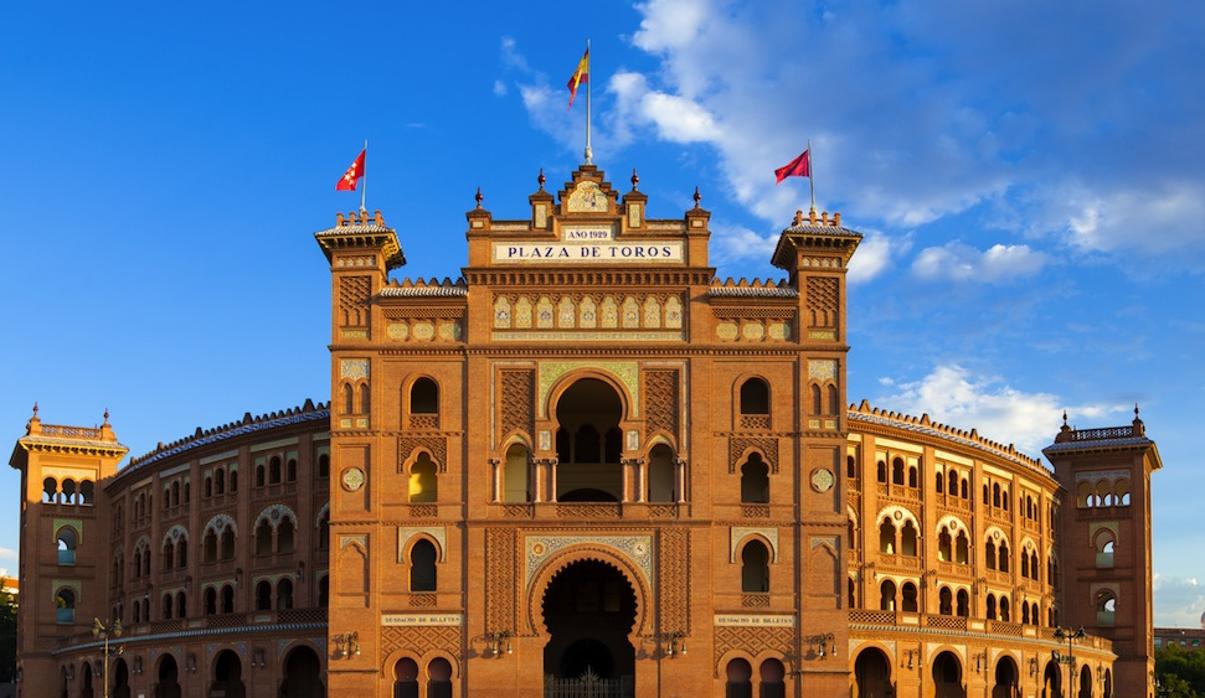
[{"left": 567, "top": 47, "right": 589, "bottom": 108}]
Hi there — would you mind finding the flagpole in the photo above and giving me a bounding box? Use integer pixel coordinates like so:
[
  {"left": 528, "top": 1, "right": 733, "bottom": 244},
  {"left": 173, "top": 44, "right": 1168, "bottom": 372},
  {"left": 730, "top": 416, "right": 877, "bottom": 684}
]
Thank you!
[
  {"left": 360, "top": 139, "right": 368, "bottom": 214},
  {"left": 808, "top": 138, "right": 816, "bottom": 214},
  {"left": 585, "top": 39, "right": 592, "bottom": 164}
]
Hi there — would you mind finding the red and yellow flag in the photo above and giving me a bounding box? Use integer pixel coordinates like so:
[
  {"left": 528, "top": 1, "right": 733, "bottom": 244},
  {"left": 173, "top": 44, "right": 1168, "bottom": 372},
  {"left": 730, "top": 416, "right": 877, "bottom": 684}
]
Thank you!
[{"left": 566, "top": 47, "right": 589, "bottom": 108}]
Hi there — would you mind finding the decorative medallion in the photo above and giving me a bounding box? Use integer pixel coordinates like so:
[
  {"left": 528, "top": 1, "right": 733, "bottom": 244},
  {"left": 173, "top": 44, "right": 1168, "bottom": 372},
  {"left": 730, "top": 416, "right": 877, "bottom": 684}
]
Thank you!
[
  {"left": 524, "top": 535, "right": 653, "bottom": 588},
  {"left": 810, "top": 468, "right": 835, "bottom": 493},
  {"left": 341, "top": 467, "right": 365, "bottom": 492},
  {"left": 340, "top": 359, "right": 369, "bottom": 380},
  {"left": 566, "top": 180, "right": 608, "bottom": 212}
]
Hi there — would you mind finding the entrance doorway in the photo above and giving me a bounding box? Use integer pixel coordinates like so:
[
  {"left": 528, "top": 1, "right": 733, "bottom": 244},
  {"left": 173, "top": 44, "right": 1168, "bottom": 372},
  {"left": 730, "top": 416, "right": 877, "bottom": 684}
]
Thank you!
[
  {"left": 932, "top": 652, "right": 965, "bottom": 698},
  {"left": 543, "top": 560, "right": 636, "bottom": 698},
  {"left": 853, "top": 648, "right": 892, "bottom": 698},
  {"left": 279, "top": 646, "right": 324, "bottom": 698}
]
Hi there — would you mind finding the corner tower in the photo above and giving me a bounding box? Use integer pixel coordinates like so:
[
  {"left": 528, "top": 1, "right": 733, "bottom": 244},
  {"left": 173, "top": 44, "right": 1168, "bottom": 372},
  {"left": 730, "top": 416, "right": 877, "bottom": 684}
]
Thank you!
[
  {"left": 1044, "top": 409, "right": 1161, "bottom": 698},
  {"left": 771, "top": 207, "right": 861, "bottom": 694},
  {"left": 8, "top": 406, "right": 127, "bottom": 696}
]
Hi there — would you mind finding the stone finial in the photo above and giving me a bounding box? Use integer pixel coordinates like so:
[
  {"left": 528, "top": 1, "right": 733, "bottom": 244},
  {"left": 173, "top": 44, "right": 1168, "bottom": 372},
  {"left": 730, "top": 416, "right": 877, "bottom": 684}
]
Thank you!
[
  {"left": 475, "top": 187, "right": 484, "bottom": 210},
  {"left": 103, "top": 408, "right": 110, "bottom": 426},
  {"left": 793, "top": 209, "right": 804, "bottom": 226},
  {"left": 335, "top": 212, "right": 345, "bottom": 226},
  {"left": 631, "top": 168, "right": 639, "bottom": 191},
  {"left": 809, "top": 207, "right": 818, "bottom": 224},
  {"left": 692, "top": 186, "right": 701, "bottom": 209},
  {"left": 31, "top": 402, "right": 38, "bottom": 419},
  {"left": 537, "top": 168, "right": 546, "bottom": 191},
  {"left": 834, "top": 212, "right": 842, "bottom": 226},
  {"left": 374, "top": 210, "right": 384, "bottom": 225},
  {"left": 1132, "top": 403, "right": 1145, "bottom": 435}
]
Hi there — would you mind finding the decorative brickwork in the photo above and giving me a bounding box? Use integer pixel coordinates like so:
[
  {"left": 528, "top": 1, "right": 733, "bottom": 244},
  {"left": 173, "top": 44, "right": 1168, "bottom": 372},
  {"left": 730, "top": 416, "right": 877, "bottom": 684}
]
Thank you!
[
  {"left": 714, "top": 625, "right": 793, "bottom": 672},
  {"left": 729, "top": 435, "right": 780, "bottom": 473},
  {"left": 486, "top": 528, "right": 516, "bottom": 633},
  {"left": 380, "top": 625, "right": 462, "bottom": 661},
  {"left": 338, "top": 275, "right": 371, "bottom": 327},
  {"left": 644, "top": 369, "right": 679, "bottom": 439},
  {"left": 806, "top": 276, "right": 838, "bottom": 328},
  {"left": 658, "top": 528, "right": 690, "bottom": 634},
  {"left": 398, "top": 435, "right": 447, "bottom": 473},
  {"left": 500, "top": 370, "right": 535, "bottom": 439}
]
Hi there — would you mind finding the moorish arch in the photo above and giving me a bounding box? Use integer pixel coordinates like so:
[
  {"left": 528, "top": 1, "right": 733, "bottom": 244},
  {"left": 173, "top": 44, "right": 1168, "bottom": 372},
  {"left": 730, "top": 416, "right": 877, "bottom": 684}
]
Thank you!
[
  {"left": 525, "top": 545, "right": 651, "bottom": 641},
  {"left": 550, "top": 376, "right": 630, "bottom": 502}
]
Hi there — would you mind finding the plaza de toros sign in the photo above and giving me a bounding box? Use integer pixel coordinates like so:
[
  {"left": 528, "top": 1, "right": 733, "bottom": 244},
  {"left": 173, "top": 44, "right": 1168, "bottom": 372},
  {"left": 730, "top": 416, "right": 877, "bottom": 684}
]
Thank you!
[{"left": 491, "top": 225, "right": 684, "bottom": 264}]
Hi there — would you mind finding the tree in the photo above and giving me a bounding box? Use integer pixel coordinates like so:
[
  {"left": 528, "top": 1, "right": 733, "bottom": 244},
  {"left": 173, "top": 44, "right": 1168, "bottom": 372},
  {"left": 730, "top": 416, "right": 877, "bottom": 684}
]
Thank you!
[{"left": 1157, "top": 643, "right": 1205, "bottom": 697}]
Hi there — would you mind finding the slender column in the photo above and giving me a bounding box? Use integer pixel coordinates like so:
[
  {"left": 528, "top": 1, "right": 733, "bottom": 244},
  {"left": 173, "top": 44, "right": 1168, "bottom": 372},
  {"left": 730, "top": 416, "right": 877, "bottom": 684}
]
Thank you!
[
  {"left": 621, "top": 459, "right": 631, "bottom": 502},
  {"left": 674, "top": 457, "right": 687, "bottom": 504},
  {"left": 488, "top": 458, "right": 501, "bottom": 503}
]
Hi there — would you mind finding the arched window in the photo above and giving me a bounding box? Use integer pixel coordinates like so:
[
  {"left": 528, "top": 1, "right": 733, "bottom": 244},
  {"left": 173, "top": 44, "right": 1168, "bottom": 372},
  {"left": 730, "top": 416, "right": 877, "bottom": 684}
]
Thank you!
[
  {"left": 811, "top": 384, "right": 822, "bottom": 415},
  {"left": 1022, "top": 602, "right": 1030, "bottom": 625},
  {"left": 739, "top": 378, "right": 770, "bottom": 415},
  {"left": 647, "top": 444, "right": 676, "bottom": 502},
  {"left": 937, "top": 527, "right": 952, "bottom": 562},
  {"left": 847, "top": 455, "right": 857, "bottom": 479},
  {"left": 503, "top": 443, "right": 530, "bottom": 503},
  {"left": 286, "top": 458, "right": 297, "bottom": 482},
  {"left": 215, "top": 470, "right": 225, "bottom": 495},
  {"left": 255, "top": 580, "right": 272, "bottom": 611},
  {"left": 740, "top": 454, "right": 769, "bottom": 503},
  {"left": 318, "top": 509, "right": 330, "bottom": 551},
  {"left": 986, "top": 594, "right": 997, "bottom": 620},
  {"left": 220, "top": 528, "right": 236, "bottom": 560},
  {"left": 955, "top": 531, "right": 969, "bottom": 565},
  {"left": 204, "top": 531, "right": 218, "bottom": 563},
  {"left": 760, "top": 658, "right": 786, "bottom": 698},
  {"left": 999, "top": 542, "right": 1011, "bottom": 573},
  {"left": 992, "top": 483, "right": 1001, "bottom": 507},
  {"left": 318, "top": 453, "right": 330, "bottom": 479},
  {"left": 936, "top": 471, "right": 944, "bottom": 493},
  {"left": 411, "top": 540, "right": 437, "bottom": 592},
  {"left": 848, "top": 578, "right": 857, "bottom": 607},
  {"left": 949, "top": 470, "right": 959, "bottom": 496},
  {"left": 277, "top": 518, "right": 295, "bottom": 553},
  {"left": 204, "top": 587, "right": 217, "bottom": 615},
  {"left": 162, "top": 593, "right": 173, "bottom": 619},
  {"left": 900, "top": 521, "right": 918, "bottom": 557},
  {"left": 891, "top": 458, "right": 905, "bottom": 485},
  {"left": 741, "top": 540, "right": 770, "bottom": 593},
  {"left": 427, "top": 658, "right": 453, "bottom": 698},
  {"left": 276, "top": 578, "right": 294, "bottom": 611},
  {"left": 1021, "top": 551, "right": 1030, "bottom": 578},
  {"left": 359, "top": 383, "right": 370, "bottom": 415},
  {"left": 394, "top": 657, "right": 420, "bottom": 698},
  {"left": 56, "top": 527, "right": 78, "bottom": 566},
  {"left": 255, "top": 520, "right": 273, "bottom": 556},
  {"left": 162, "top": 540, "right": 174, "bottom": 570},
  {"left": 55, "top": 588, "right": 76, "bottom": 624},
  {"left": 827, "top": 384, "right": 840, "bottom": 417},
  {"left": 901, "top": 582, "right": 918, "bottom": 612},
  {"left": 999, "top": 596, "right": 1010, "bottom": 622},
  {"left": 255, "top": 463, "right": 266, "bottom": 488},
  {"left": 410, "top": 377, "right": 439, "bottom": 414},
  {"left": 177, "top": 539, "right": 188, "bottom": 568},
  {"left": 342, "top": 383, "right": 355, "bottom": 415},
  {"left": 1096, "top": 590, "right": 1117, "bottom": 626},
  {"left": 409, "top": 452, "right": 438, "bottom": 503},
  {"left": 725, "top": 658, "right": 753, "bottom": 698},
  {"left": 907, "top": 465, "right": 918, "bottom": 488},
  {"left": 956, "top": 589, "right": 969, "bottom": 617},
  {"left": 876, "top": 460, "right": 887, "bottom": 483},
  {"left": 62, "top": 479, "right": 77, "bottom": 505},
  {"left": 221, "top": 584, "right": 235, "bottom": 613},
  {"left": 983, "top": 483, "right": 990, "bottom": 505},
  {"left": 42, "top": 477, "right": 57, "bottom": 503},
  {"left": 1002, "top": 487, "right": 1010, "bottom": 511},
  {"left": 879, "top": 518, "right": 896, "bottom": 555},
  {"left": 939, "top": 587, "right": 953, "bottom": 615},
  {"left": 879, "top": 580, "right": 897, "bottom": 611},
  {"left": 960, "top": 477, "right": 969, "bottom": 499},
  {"left": 1096, "top": 531, "right": 1116, "bottom": 569},
  {"left": 985, "top": 539, "right": 997, "bottom": 570},
  {"left": 269, "top": 456, "right": 282, "bottom": 484}
]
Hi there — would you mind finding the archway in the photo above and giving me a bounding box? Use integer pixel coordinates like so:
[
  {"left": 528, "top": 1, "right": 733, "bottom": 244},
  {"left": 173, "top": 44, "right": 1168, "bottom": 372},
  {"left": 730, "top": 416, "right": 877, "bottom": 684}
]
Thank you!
[
  {"left": 154, "top": 655, "right": 181, "bottom": 698},
  {"left": 1078, "top": 665, "right": 1092, "bottom": 698},
  {"left": 554, "top": 379, "right": 624, "bottom": 502},
  {"left": 113, "top": 658, "right": 131, "bottom": 698},
  {"left": 279, "top": 645, "right": 324, "bottom": 698},
  {"left": 1042, "top": 661, "right": 1062, "bottom": 698},
  {"left": 932, "top": 651, "right": 965, "bottom": 698},
  {"left": 79, "top": 662, "right": 94, "bottom": 698},
  {"left": 542, "top": 560, "right": 636, "bottom": 697},
  {"left": 992, "top": 656, "right": 1019, "bottom": 698},
  {"left": 853, "top": 647, "right": 892, "bottom": 698},
  {"left": 210, "top": 650, "right": 245, "bottom": 698}
]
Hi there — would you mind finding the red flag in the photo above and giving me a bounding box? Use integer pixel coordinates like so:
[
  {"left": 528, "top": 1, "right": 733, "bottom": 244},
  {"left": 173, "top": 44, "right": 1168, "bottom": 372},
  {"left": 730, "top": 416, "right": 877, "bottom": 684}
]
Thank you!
[
  {"left": 335, "top": 149, "right": 366, "bottom": 191},
  {"left": 567, "top": 47, "right": 590, "bottom": 108},
  {"left": 774, "top": 148, "right": 810, "bottom": 184}
]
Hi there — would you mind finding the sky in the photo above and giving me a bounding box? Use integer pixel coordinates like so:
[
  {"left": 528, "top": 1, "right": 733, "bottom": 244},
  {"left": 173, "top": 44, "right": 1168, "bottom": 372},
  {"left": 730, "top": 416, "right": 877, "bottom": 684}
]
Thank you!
[{"left": 1, "top": 1, "right": 1202, "bottom": 626}]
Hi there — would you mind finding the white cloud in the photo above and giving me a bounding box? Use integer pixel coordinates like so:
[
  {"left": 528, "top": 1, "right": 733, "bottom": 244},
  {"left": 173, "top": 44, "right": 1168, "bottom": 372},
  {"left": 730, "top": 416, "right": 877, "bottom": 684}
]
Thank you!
[
  {"left": 847, "top": 232, "right": 902, "bottom": 285},
  {"left": 1154, "top": 574, "right": 1205, "bottom": 628},
  {"left": 1032, "top": 181, "right": 1205, "bottom": 256},
  {"left": 493, "top": 80, "right": 508, "bottom": 97},
  {"left": 0, "top": 547, "right": 15, "bottom": 561},
  {"left": 876, "top": 364, "right": 1125, "bottom": 455},
  {"left": 710, "top": 223, "right": 778, "bottom": 263},
  {"left": 912, "top": 241, "right": 1048, "bottom": 283}
]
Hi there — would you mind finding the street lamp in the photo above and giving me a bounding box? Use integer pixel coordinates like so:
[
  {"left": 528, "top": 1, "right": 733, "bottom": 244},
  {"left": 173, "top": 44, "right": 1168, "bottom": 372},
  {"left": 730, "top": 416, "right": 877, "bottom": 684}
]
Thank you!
[
  {"left": 91, "top": 617, "right": 123, "bottom": 698},
  {"left": 1052, "top": 626, "right": 1085, "bottom": 696}
]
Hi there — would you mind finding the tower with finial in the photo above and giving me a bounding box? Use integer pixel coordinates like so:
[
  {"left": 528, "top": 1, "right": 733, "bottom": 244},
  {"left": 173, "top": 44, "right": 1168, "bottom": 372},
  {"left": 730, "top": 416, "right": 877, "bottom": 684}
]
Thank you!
[{"left": 1045, "top": 408, "right": 1163, "bottom": 698}]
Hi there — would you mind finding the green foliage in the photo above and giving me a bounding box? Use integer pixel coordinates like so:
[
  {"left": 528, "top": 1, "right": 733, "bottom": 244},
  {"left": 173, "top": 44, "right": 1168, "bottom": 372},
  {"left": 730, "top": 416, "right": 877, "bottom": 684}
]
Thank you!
[
  {"left": 1157, "top": 643, "right": 1205, "bottom": 697},
  {"left": 0, "top": 585, "right": 15, "bottom": 683}
]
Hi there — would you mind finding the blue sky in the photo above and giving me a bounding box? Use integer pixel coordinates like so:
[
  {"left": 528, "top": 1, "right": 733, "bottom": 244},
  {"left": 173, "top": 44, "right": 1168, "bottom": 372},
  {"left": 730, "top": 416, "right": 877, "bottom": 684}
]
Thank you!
[{"left": 1, "top": 1, "right": 1202, "bottom": 625}]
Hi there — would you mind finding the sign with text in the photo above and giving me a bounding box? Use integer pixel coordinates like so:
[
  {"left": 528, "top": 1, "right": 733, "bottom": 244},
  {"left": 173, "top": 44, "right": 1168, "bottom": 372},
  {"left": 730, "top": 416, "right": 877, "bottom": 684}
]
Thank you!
[
  {"left": 491, "top": 240, "right": 684, "bottom": 264},
  {"left": 713, "top": 614, "right": 797, "bottom": 627},
  {"left": 381, "top": 613, "right": 464, "bottom": 627},
  {"left": 562, "top": 226, "right": 615, "bottom": 241}
]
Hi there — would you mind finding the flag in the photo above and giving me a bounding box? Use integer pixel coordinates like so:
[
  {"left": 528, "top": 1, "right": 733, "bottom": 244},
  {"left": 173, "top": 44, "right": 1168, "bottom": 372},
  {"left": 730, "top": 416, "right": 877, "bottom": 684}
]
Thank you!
[
  {"left": 335, "top": 149, "right": 366, "bottom": 191},
  {"left": 567, "top": 47, "right": 590, "bottom": 108},
  {"left": 774, "top": 148, "right": 810, "bottom": 184}
]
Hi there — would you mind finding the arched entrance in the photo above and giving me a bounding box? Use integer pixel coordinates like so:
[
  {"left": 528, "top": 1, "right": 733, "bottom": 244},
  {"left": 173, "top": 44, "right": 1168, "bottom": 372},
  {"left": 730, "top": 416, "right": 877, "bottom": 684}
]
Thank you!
[
  {"left": 1078, "top": 665, "right": 1092, "bottom": 698},
  {"left": 113, "top": 658, "right": 131, "bottom": 698},
  {"left": 554, "top": 379, "right": 624, "bottom": 502},
  {"left": 932, "top": 651, "right": 965, "bottom": 698},
  {"left": 155, "top": 655, "right": 181, "bottom": 698},
  {"left": 79, "top": 662, "right": 94, "bottom": 698},
  {"left": 992, "top": 656, "right": 1019, "bottom": 698},
  {"left": 542, "top": 560, "right": 636, "bottom": 697},
  {"left": 853, "top": 648, "right": 892, "bottom": 698},
  {"left": 210, "top": 650, "right": 245, "bottom": 698},
  {"left": 1042, "top": 661, "right": 1062, "bottom": 698},
  {"left": 280, "top": 646, "right": 324, "bottom": 698}
]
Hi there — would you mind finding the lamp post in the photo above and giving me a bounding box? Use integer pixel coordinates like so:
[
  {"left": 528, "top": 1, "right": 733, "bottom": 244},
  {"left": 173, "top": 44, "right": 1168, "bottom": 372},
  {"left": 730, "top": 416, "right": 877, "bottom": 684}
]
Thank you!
[
  {"left": 92, "top": 617, "right": 123, "bottom": 698},
  {"left": 1052, "top": 626, "right": 1085, "bottom": 696}
]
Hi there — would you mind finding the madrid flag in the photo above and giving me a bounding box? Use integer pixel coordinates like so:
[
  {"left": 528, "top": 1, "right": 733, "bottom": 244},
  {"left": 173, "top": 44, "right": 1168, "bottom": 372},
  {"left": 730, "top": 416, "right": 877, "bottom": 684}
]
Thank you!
[
  {"left": 335, "top": 149, "right": 366, "bottom": 191},
  {"left": 774, "top": 148, "right": 810, "bottom": 184}
]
